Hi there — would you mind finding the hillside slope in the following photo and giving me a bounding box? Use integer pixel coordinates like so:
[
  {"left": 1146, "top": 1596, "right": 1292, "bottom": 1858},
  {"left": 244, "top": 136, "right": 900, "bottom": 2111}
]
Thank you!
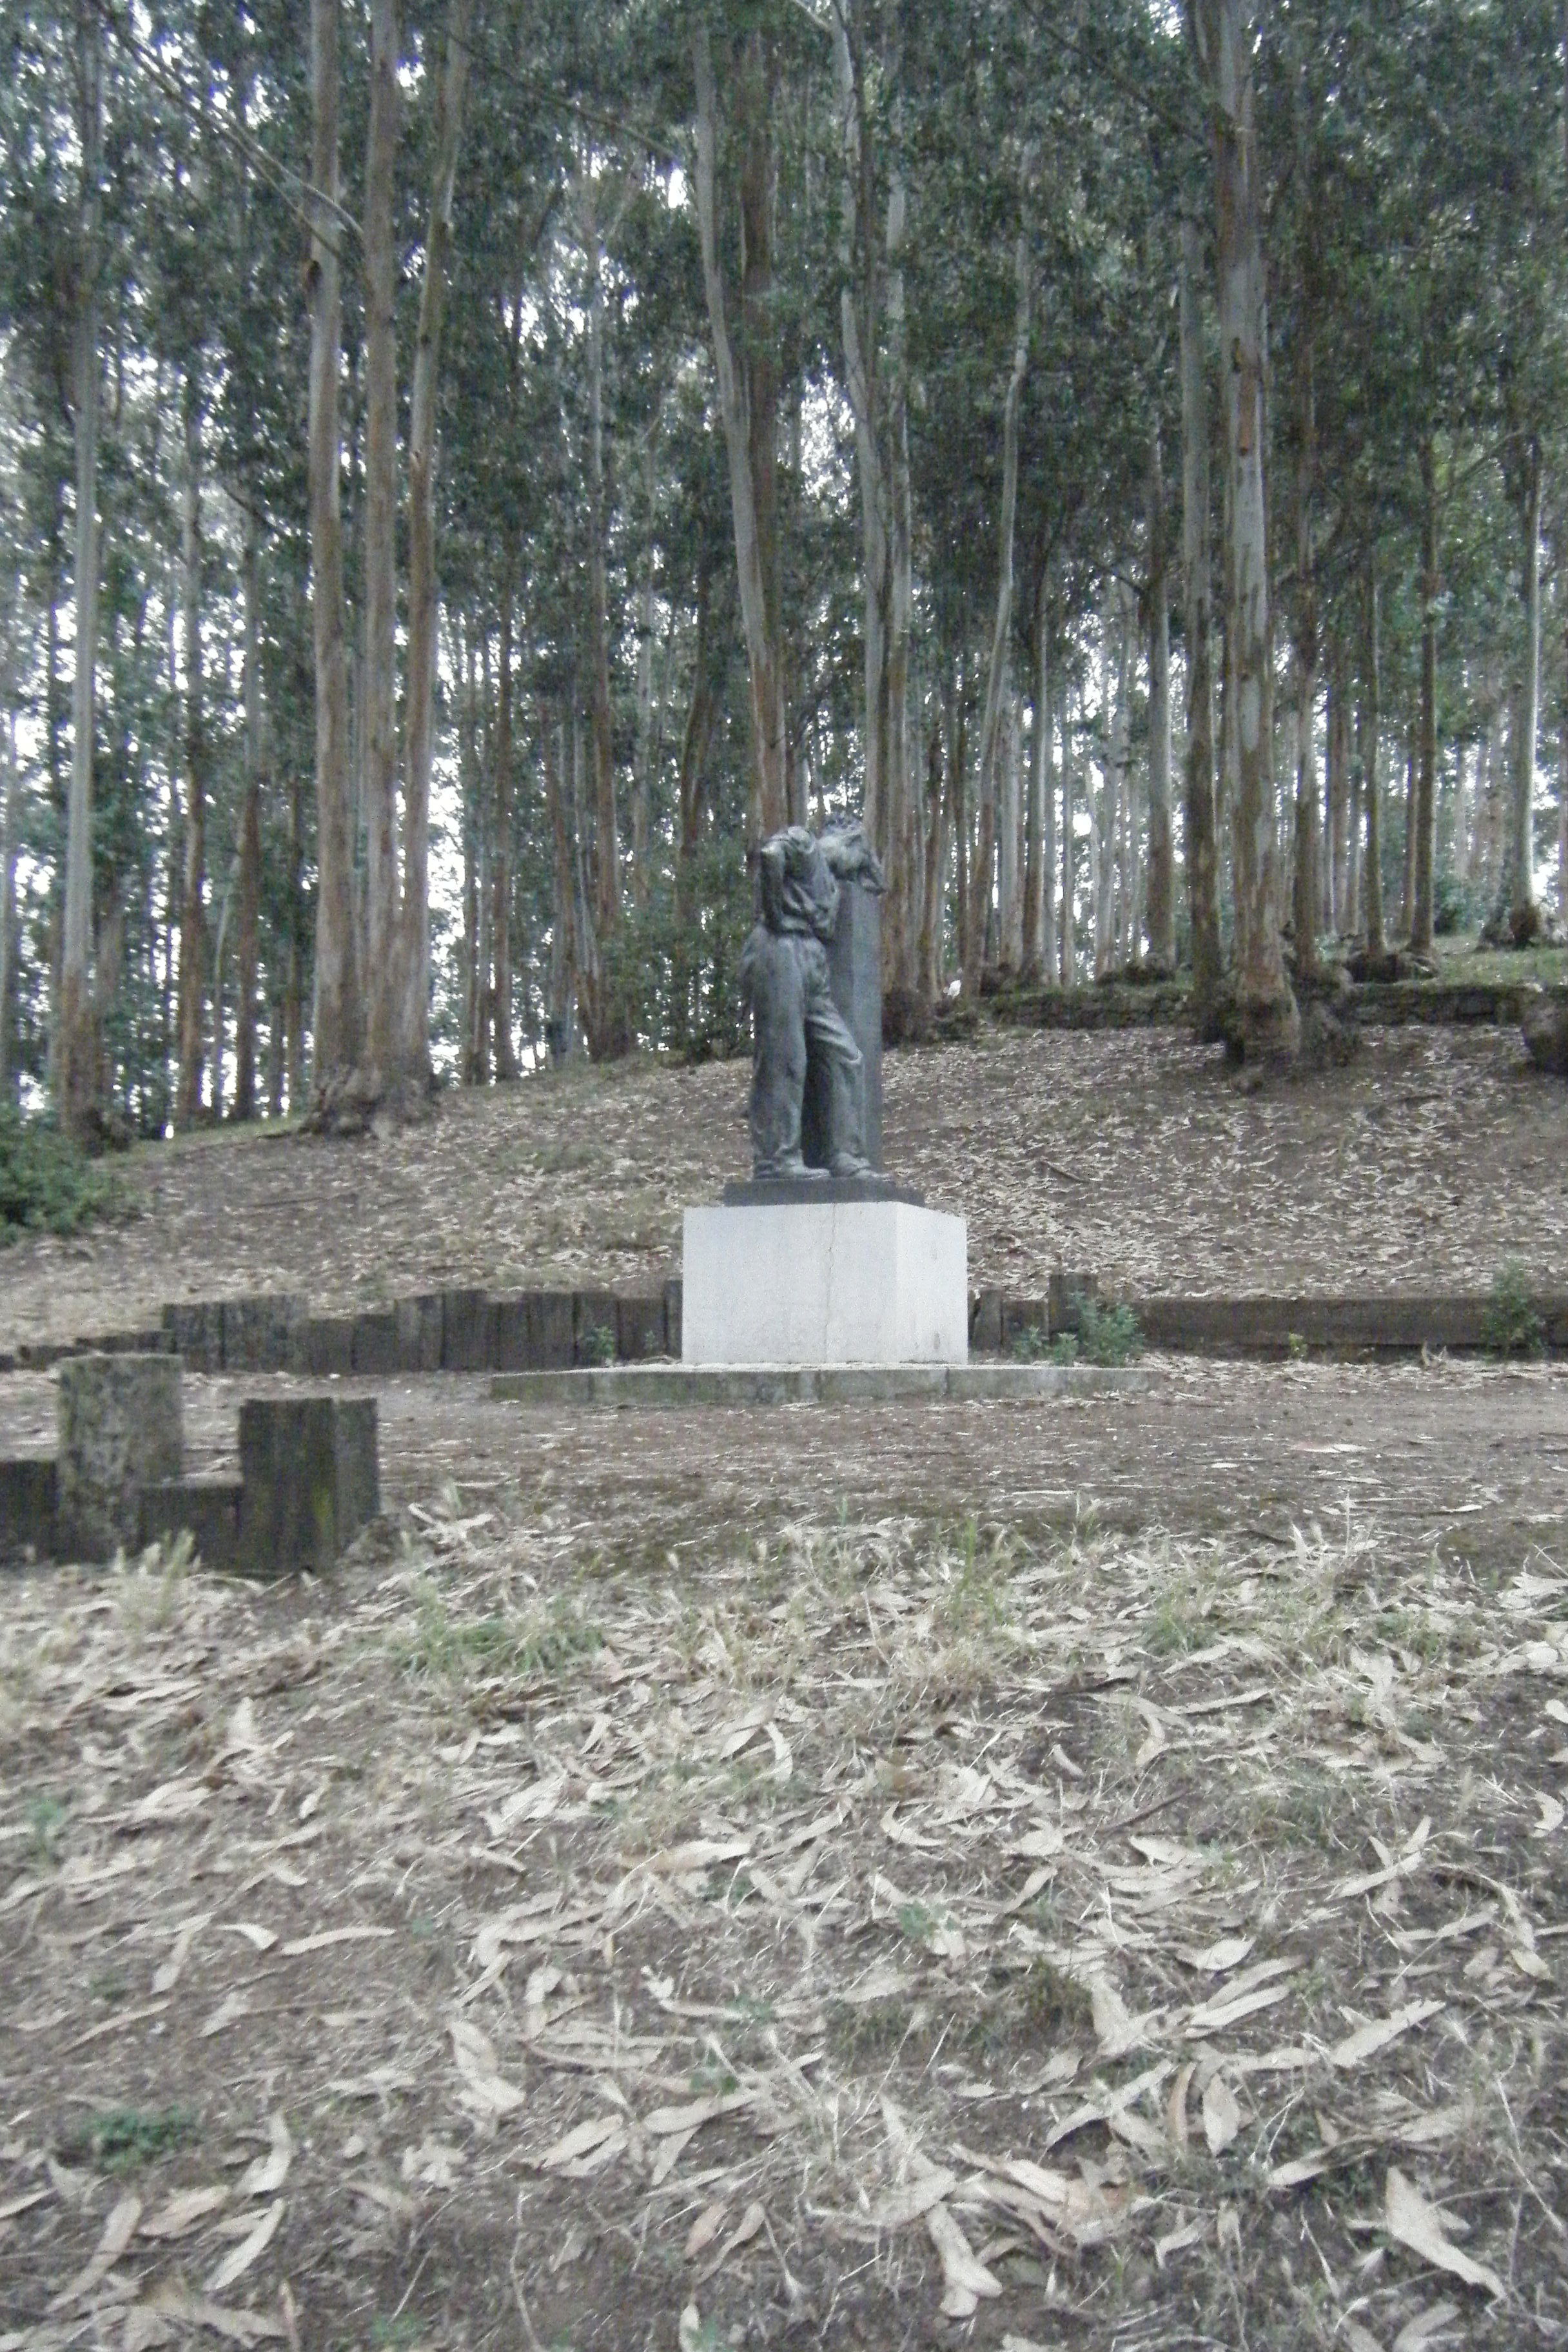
[{"left": 1, "top": 1024, "right": 1562, "bottom": 1348}]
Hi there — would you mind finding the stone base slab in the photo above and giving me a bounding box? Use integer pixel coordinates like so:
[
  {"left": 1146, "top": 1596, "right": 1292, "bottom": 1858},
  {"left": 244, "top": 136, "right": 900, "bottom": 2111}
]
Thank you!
[
  {"left": 491, "top": 1362, "right": 1147, "bottom": 1407},
  {"left": 683, "top": 1200, "right": 966, "bottom": 1366},
  {"left": 721, "top": 1175, "right": 924, "bottom": 1206}
]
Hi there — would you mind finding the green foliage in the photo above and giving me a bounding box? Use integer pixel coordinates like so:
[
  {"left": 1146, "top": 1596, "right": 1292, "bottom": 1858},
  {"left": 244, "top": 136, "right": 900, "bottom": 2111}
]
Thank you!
[
  {"left": 26, "top": 1791, "right": 66, "bottom": 1860},
  {"left": 0, "top": 1112, "right": 121, "bottom": 1243},
  {"left": 1484, "top": 1260, "right": 1546, "bottom": 1358},
  {"left": 582, "top": 1324, "right": 617, "bottom": 1367},
  {"left": 1433, "top": 870, "right": 1477, "bottom": 937},
  {"left": 1076, "top": 1301, "right": 1143, "bottom": 1367},
  {"left": 897, "top": 1899, "right": 937, "bottom": 1946},
  {"left": 64, "top": 2107, "right": 199, "bottom": 2173},
  {"left": 1048, "top": 1332, "right": 1080, "bottom": 1366},
  {"left": 1018, "top": 1957, "right": 1095, "bottom": 2041},
  {"left": 398, "top": 1585, "right": 603, "bottom": 1685},
  {"left": 1007, "top": 1321, "right": 1051, "bottom": 1361}
]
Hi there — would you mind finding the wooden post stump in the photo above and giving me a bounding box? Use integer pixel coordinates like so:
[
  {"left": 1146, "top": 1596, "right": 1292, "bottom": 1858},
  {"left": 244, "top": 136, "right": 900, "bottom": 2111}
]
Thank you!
[{"left": 56, "top": 1353, "right": 184, "bottom": 1562}]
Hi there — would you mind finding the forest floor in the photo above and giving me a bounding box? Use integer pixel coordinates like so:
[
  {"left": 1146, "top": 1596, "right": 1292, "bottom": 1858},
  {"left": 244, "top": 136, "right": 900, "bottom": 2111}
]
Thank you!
[
  {"left": 3, "top": 1019, "right": 1567, "bottom": 1353},
  {"left": 3, "top": 1356, "right": 1568, "bottom": 2351}
]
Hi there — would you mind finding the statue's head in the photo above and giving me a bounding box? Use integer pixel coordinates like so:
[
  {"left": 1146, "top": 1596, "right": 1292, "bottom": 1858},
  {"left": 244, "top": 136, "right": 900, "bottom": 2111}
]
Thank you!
[{"left": 758, "top": 826, "right": 839, "bottom": 942}]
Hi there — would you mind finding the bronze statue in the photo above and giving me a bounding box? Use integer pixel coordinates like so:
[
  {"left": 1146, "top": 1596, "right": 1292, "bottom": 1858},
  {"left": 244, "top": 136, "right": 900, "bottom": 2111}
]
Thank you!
[{"left": 739, "top": 825, "right": 879, "bottom": 1181}]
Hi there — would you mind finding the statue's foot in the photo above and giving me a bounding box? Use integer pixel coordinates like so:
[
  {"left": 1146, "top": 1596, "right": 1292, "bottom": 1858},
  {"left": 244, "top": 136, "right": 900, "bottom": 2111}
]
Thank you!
[
  {"left": 753, "top": 1155, "right": 819, "bottom": 1181},
  {"left": 828, "top": 1153, "right": 872, "bottom": 1179}
]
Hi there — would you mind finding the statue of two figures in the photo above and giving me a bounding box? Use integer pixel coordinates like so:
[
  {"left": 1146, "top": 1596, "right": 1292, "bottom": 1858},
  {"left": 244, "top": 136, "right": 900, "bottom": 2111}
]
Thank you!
[{"left": 740, "top": 823, "right": 884, "bottom": 1183}]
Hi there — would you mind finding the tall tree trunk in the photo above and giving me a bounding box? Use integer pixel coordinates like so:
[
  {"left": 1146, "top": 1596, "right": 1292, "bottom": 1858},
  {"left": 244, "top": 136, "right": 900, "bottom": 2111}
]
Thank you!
[
  {"left": 398, "top": 0, "right": 472, "bottom": 1084},
  {"left": 1508, "top": 435, "right": 1542, "bottom": 941},
  {"left": 1191, "top": 0, "right": 1297, "bottom": 1059},
  {"left": 1054, "top": 681, "right": 1070, "bottom": 984},
  {"left": 1146, "top": 424, "right": 1175, "bottom": 972},
  {"left": 1326, "top": 651, "right": 1349, "bottom": 932},
  {"left": 964, "top": 237, "right": 1030, "bottom": 995},
  {"left": 307, "top": 0, "right": 359, "bottom": 1092},
  {"left": 1410, "top": 436, "right": 1439, "bottom": 954},
  {"left": 454, "top": 616, "right": 474, "bottom": 1082},
  {"left": 674, "top": 573, "right": 716, "bottom": 1048},
  {"left": 1360, "top": 558, "right": 1384, "bottom": 955},
  {"left": 458, "top": 619, "right": 480, "bottom": 1083},
  {"left": 1290, "top": 335, "right": 1319, "bottom": 981},
  {"left": 360, "top": 0, "right": 401, "bottom": 1082},
  {"left": 692, "top": 28, "right": 787, "bottom": 843},
  {"left": 1345, "top": 682, "right": 1362, "bottom": 939},
  {"left": 948, "top": 679, "right": 968, "bottom": 982},
  {"left": 543, "top": 712, "right": 581, "bottom": 1060},
  {"left": 581, "top": 190, "right": 626, "bottom": 1059},
  {"left": 493, "top": 571, "right": 517, "bottom": 1079},
  {"left": 1400, "top": 725, "right": 1416, "bottom": 938},
  {"left": 233, "top": 508, "right": 262, "bottom": 1121},
  {"left": 632, "top": 418, "right": 660, "bottom": 905},
  {"left": 832, "top": 5, "right": 887, "bottom": 853},
  {"left": 1097, "top": 605, "right": 1128, "bottom": 975},
  {"left": 1179, "top": 215, "right": 1222, "bottom": 1021},
  {"left": 919, "top": 712, "right": 946, "bottom": 999},
  {"left": 57, "top": 0, "right": 103, "bottom": 1144},
  {"left": 999, "top": 690, "right": 1022, "bottom": 971},
  {"left": 0, "top": 701, "right": 18, "bottom": 1101},
  {"left": 1025, "top": 567, "right": 1054, "bottom": 978},
  {"left": 175, "top": 372, "right": 207, "bottom": 1128},
  {"left": 286, "top": 773, "right": 305, "bottom": 1109},
  {"left": 885, "top": 150, "right": 916, "bottom": 990}
]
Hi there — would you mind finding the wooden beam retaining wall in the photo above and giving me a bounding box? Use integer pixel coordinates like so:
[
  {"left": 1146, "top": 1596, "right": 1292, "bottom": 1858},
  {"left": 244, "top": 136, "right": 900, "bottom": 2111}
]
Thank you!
[{"left": 4, "top": 1279, "right": 1565, "bottom": 1378}]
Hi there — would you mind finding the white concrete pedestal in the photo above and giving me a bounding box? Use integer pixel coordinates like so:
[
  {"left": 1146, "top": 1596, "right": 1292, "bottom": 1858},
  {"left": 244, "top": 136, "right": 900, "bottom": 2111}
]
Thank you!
[{"left": 682, "top": 1200, "right": 967, "bottom": 1366}]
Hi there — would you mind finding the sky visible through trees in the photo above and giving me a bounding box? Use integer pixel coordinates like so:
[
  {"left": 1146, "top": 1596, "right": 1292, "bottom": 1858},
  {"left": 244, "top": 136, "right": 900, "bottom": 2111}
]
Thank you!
[{"left": 1, "top": 0, "right": 1566, "bottom": 1135}]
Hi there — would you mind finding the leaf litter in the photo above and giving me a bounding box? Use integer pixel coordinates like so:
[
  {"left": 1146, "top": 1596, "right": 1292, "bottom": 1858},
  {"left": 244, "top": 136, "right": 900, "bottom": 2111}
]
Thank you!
[{"left": 0, "top": 1466, "right": 1564, "bottom": 2346}]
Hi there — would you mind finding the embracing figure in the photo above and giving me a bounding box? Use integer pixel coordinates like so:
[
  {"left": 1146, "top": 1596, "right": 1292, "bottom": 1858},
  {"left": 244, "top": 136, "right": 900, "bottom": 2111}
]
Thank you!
[{"left": 739, "top": 825, "right": 882, "bottom": 1181}]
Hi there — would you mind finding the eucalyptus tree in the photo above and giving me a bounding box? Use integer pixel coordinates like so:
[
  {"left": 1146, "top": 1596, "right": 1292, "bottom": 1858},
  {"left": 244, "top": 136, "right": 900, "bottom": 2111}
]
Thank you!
[{"left": 1189, "top": 0, "right": 1296, "bottom": 1061}]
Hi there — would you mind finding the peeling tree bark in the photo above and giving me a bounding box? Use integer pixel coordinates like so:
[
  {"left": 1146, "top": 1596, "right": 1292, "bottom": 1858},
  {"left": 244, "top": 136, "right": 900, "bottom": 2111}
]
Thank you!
[
  {"left": 175, "top": 371, "right": 208, "bottom": 1128},
  {"left": 306, "top": 0, "right": 359, "bottom": 1093},
  {"left": 399, "top": 0, "right": 473, "bottom": 1083},
  {"left": 1360, "top": 556, "right": 1386, "bottom": 957},
  {"left": 692, "top": 27, "right": 787, "bottom": 845},
  {"left": 360, "top": 0, "right": 400, "bottom": 1084},
  {"left": 1190, "top": 0, "right": 1297, "bottom": 1060},
  {"left": 1290, "top": 344, "right": 1319, "bottom": 983},
  {"left": 1146, "top": 424, "right": 1175, "bottom": 973},
  {"left": 1060, "top": 676, "right": 1075, "bottom": 984},
  {"left": 1179, "top": 215, "right": 1222, "bottom": 1023},
  {"left": 1409, "top": 436, "right": 1439, "bottom": 954},
  {"left": 492, "top": 565, "right": 516, "bottom": 1080},
  {"left": 233, "top": 508, "right": 262, "bottom": 1121},
  {"left": 578, "top": 170, "right": 629, "bottom": 1059},
  {"left": 1024, "top": 564, "right": 1054, "bottom": 979},
  {"left": 964, "top": 237, "right": 1030, "bottom": 996},
  {"left": 1507, "top": 435, "right": 1542, "bottom": 941},
  {"left": 57, "top": 0, "right": 103, "bottom": 1143}
]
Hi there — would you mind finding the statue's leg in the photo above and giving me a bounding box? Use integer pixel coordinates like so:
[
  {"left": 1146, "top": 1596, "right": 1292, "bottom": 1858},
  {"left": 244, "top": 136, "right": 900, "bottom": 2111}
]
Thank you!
[
  {"left": 801, "top": 951, "right": 870, "bottom": 1176},
  {"left": 750, "top": 931, "right": 810, "bottom": 1176}
]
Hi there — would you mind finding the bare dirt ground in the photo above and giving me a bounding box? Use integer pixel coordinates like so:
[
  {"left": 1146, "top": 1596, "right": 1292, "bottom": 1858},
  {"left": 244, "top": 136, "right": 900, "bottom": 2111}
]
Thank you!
[
  {"left": 2, "top": 1024, "right": 1565, "bottom": 1351},
  {"left": 4, "top": 1357, "right": 1568, "bottom": 2351}
]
